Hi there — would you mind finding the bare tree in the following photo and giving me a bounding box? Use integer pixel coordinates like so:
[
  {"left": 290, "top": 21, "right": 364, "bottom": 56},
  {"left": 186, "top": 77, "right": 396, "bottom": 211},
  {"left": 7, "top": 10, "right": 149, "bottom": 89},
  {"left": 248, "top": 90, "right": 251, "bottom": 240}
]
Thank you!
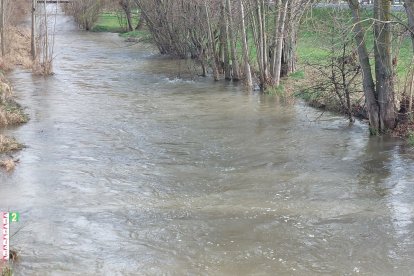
[
  {"left": 119, "top": 0, "right": 134, "bottom": 32},
  {"left": 63, "top": 0, "right": 104, "bottom": 30},
  {"left": 347, "top": 0, "right": 396, "bottom": 133}
]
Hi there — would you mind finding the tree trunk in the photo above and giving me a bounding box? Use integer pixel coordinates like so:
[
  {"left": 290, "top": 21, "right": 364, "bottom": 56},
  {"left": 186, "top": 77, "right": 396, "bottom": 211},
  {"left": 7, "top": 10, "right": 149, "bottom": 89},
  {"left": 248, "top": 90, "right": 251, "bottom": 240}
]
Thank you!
[
  {"left": 125, "top": 9, "right": 134, "bottom": 32},
  {"left": 281, "top": 2, "right": 297, "bottom": 77},
  {"left": 404, "top": 0, "right": 414, "bottom": 52},
  {"left": 255, "top": 0, "right": 266, "bottom": 89},
  {"left": 271, "top": 0, "right": 288, "bottom": 86},
  {"left": 204, "top": 0, "right": 219, "bottom": 81},
  {"left": 404, "top": 0, "right": 414, "bottom": 112},
  {"left": 374, "top": 0, "right": 396, "bottom": 130},
  {"left": 270, "top": 0, "right": 281, "bottom": 77},
  {"left": 239, "top": 0, "right": 252, "bottom": 88},
  {"left": 226, "top": 0, "right": 240, "bottom": 80},
  {"left": 135, "top": 15, "right": 144, "bottom": 30},
  {"left": 221, "top": 0, "right": 231, "bottom": 80},
  {"left": 348, "top": 0, "right": 380, "bottom": 132}
]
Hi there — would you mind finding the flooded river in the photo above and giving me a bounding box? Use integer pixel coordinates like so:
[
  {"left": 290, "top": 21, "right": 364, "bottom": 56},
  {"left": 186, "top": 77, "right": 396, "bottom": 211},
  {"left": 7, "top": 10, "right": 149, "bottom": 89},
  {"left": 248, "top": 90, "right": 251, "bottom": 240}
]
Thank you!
[{"left": 1, "top": 10, "right": 414, "bottom": 276}]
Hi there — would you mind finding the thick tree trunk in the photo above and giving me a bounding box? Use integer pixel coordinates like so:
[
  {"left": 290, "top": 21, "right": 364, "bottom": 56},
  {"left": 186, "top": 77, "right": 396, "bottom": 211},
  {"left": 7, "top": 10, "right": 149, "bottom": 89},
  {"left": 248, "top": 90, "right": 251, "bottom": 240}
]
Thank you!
[
  {"left": 374, "top": 0, "right": 396, "bottom": 130},
  {"left": 404, "top": 0, "right": 414, "bottom": 112},
  {"left": 348, "top": 0, "right": 380, "bottom": 132},
  {"left": 135, "top": 13, "right": 144, "bottom": 30},
  {"left": 120, "top": 0, "right": 134, "bottom": 32},
  {"left": 281, "top": 30, "right": 296, "bottom": 77},
  {"left": 125, "top": 9, "right": 134, "bottom": 32},
  {"left": 404, "top": 0, "right": 414, "bottom": 52},
  {"left": 281, "top": 3, "right": 297, "bottom": 77}
]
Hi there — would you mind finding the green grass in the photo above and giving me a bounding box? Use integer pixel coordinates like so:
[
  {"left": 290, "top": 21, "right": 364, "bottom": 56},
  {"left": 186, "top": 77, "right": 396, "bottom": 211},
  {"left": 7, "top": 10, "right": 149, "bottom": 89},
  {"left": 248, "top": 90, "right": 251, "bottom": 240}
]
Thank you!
[
  {"left": 298, "top": 8, "right": 413, "bottom": 79},
  {"left": 1, "top": 266, "right": 12, "bottom": 276},
  {"left": 91, "top": 12, "right": 150, "bottom": 41},
  {"left": 266, "top": 83, "right": 285, "bottom": 96},
  {"left": 408, "top": 131, "right": 414, "bottom": 147},
  {"left": 92, "top": 12, "right": 125, "bottom": 32},
  {"left": 289, "top": 70, "right": 305, "bottom": 80}
]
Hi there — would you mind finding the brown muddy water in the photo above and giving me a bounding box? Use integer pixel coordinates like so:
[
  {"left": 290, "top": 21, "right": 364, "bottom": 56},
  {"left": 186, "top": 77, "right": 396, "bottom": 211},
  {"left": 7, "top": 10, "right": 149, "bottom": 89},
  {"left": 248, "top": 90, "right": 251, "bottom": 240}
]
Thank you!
[{"left": 1, "top": 9, "right": 414, "bottom": 276}]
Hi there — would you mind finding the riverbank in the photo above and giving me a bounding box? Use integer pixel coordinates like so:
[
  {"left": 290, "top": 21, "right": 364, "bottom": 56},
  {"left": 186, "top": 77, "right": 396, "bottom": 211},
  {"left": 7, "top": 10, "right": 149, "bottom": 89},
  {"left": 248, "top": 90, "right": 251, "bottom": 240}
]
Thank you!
[
  {"left": 0, "top": 26, "right": 31, "bottom": 167},
  {"left": 89, "top": 8, "right": 414, "bottom": 144}
]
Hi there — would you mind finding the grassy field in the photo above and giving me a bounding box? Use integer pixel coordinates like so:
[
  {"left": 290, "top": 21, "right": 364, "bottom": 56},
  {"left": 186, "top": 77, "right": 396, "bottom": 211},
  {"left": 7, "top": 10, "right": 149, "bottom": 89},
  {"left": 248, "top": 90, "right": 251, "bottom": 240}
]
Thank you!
[
  {"left": 298, "top": 8, "right": 413, "bottom": 80},
  {"left": 92, "top": 12, "right": 152, "bottom": 42},
  {"left": 92, "top": 12, "right": 126, "bottom": 32}
]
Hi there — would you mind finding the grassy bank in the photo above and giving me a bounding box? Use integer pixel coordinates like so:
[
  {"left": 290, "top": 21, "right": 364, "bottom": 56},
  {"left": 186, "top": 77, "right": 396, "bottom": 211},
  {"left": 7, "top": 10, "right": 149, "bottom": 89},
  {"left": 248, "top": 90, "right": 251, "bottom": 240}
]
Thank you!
[
  {"left": 298, "top": 8, "right": 412, "bottom": 77},
  {"left": 92, "top": 12, "right": 126, "bottom": 32},
  {"left": 92, "top": 12, "right": 150, "bottom": 41},
  {"left": 0, "top": 26, "right": 31, "bottom": 165},
  {"left": 0, "top": 78, "right": 27, "bottom": 158},
  {"left": 92, "top": 8, "right": 414, "bottom": 142},
  {"left": 296, "top": 8, "right": 414, "bottom": 140}
]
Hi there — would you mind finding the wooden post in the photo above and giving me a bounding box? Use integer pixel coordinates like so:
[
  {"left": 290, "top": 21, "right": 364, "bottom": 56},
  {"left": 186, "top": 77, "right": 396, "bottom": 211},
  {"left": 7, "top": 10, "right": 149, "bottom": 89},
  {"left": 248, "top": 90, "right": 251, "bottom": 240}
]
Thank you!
[
  {"left": 31, "top": 0, "right": 36, "bottom": 60},
  {"left": 1, "top": 0, "right": 5, "bottom": 57}
]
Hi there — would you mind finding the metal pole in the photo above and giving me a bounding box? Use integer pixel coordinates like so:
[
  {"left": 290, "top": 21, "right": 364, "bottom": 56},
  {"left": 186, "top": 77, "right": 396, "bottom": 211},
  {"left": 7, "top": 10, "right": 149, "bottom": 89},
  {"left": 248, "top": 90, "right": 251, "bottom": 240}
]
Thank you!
[
  {"left": 31, "top": 0, "right": 36, "bottom": 60},
  {"left": 1, "top": 0, "right": 5, "bottom": 57}
]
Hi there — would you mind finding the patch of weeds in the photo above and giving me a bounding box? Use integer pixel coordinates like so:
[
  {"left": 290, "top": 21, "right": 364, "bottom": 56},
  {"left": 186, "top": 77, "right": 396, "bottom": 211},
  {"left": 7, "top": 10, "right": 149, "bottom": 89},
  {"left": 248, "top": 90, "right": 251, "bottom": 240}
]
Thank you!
[
  {"left": 1, "top": 266, "right": 12, "bottom": 276},
  {"left": 0, "top": 135, "right": 23, "bottom": 153},
  {"left": 0, "top": 158, "right": 17, "bottom": 171},
  {"left": 0, "top": 101, "right": 29, "bottom": 126},
  {"left": 296, "top": 89, "right": 315, "bottom": 102},
  {"left": 408, "top": 131, "right": 414, "bottom": 147},
  {"left": 120, "top": 30, "right": 152, "bottom": 43},
  {"left": 369, "top": 127, "right": 380, "bottom": 136},
  {"left": 266, "top": 84, "right": 285, "bottom": 96},
  {"left": 289, "top": 70, "right": 305, "bottom": 80}
]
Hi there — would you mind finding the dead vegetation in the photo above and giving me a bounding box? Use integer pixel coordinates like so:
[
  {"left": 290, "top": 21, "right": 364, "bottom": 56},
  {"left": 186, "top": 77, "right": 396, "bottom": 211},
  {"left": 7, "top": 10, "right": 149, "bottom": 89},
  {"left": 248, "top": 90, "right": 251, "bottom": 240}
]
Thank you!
[
  {"left": 0, "top": 75, "right": 28, "bottom": 127},
  {"left": 0, "top": 0, "right": 32, "bottom": 164},
  {"left": 0, "top": 26, "right": 32, "bottom": 71},
  {"left": 0, "top": 158, "right": 17, "bottom": 171},
  {"left": 0, "top": 135, "right": 23, "bottom": 153}
]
